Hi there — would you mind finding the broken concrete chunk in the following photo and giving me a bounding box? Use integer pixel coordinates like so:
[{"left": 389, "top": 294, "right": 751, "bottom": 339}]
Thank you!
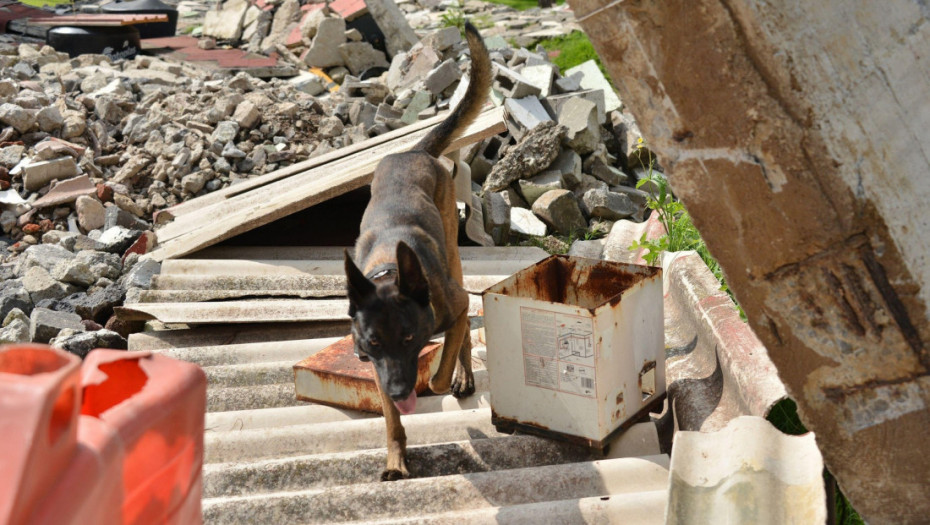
[
  {"left": 558, "top": 97, "right": 600, "bottom": 155},
  {"left": 424, "top": 59, "right": 461, "bottom": 96},
  {"left": 531, "top": 189, "right": 588, "bottom": 235},
  {"left": 401, "top": 91, "right": 431, "bottom": 125},
  {"left": 518, "top": 172, "right": 563, "bottom": 206},
  {"left": 203, "top": 0, "right": 250, "bottom": 41},
  {"left": 233, "top": 100, "right": 262, "bottom": 129},
  {"left": 484, "top": 121, "right": 566, "bottom": 193},
  {"left": 510, "top": 206, "right": 547, "bottom": 237},
  {"left": 23, "top": 157, "right": 80, "bottom": 191},
  {"left": 504, "top": 96, "right": 551, "bottom": 138},
  {"left": 305, "top": 17, "right": 347, "bottom": 68},
  {"left": 0, "top": 103, "right": 33, "bottom": 133},
  {"left": 365, "top": 0, "right": 419, "bottom": 57},
  {"left": 493, "top": 64, "right": 542, "bottom": 99},
  {"left": 520, "top": 64, "right": 556, "bottom": 98},
  {"left": 482, "top": 191, "right": 511, "bottom": 246},
  {"left": 564, "top": 60, "right": 622, "bottom": 112},
  {"left": 30, "top": 307, "right": 84, "bottom": 344},
  {"left": 338, "top": 42, "right": 389, "bottom": 76},
  {"left": 581, "top": 188, "right": 636, "bottom": 220},
  {"left": 421, "top": 26, "right": 461, "bottom": 53}
]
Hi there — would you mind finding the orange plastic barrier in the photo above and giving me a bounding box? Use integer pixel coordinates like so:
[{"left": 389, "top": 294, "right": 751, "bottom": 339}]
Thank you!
[{"left": 0, "top": 344, "right": 206, "bottom": 525}]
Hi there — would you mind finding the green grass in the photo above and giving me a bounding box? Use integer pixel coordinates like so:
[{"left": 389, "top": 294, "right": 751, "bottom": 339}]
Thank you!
[
  {"left": 482, "top": 0, "right": 564, "bottom": 11},
  {"left": 538, "top": 31, "right": 611, "bottom": 82}
]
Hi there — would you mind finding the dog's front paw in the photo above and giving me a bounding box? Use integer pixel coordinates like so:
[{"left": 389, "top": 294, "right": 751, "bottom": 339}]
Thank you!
[
  {"left": 381, "top": 468, "right": 410, "bottom": 481},
  {"left": 451, "top": 369, "right": 475, "bottom": 398}
]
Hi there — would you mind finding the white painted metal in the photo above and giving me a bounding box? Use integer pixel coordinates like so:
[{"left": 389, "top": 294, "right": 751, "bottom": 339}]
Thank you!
[{"left": 483, "top": 257, "right": 666, "bottom": 445}]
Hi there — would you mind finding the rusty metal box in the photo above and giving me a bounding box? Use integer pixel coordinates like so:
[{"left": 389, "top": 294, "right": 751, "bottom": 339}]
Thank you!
[
  {"left": 294, "top": 335, "right": 441, "bottom": 414},
  {"left": 482, "top": 255, "right": 664, "bottom": 450}
]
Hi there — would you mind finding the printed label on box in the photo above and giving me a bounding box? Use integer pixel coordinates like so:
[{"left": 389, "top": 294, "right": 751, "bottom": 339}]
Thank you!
[{"left": 520, "top": 307, "right": 596, "bottom": 398}]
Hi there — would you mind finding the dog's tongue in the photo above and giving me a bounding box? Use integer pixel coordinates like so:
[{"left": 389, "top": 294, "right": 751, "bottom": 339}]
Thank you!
[{"left": 393, "top": 390, "right": 417, "bottom": 415}]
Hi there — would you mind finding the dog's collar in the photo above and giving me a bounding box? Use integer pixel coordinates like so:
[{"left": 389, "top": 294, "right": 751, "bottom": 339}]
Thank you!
[{"left": 366, "top": 263, "right": 398, "bottom": 282}]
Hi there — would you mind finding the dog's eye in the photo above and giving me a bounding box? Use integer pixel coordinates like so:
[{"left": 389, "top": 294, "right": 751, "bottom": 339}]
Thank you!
[
  {"left": 368, "top": 337, "right": 381, "bottom": 347},
  {"left": 403, "top": 334, "right": 414, "bottom": 343}
]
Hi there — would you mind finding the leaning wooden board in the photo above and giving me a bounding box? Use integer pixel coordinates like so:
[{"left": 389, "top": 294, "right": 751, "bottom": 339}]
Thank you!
[{"left": 148, "top": 107, "right": 505, "bottom": 262}]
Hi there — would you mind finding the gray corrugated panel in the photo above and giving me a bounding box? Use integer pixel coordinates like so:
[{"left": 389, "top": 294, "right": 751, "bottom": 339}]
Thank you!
[
  {"left": 136, "top": 233, "right": 811, "bottom": 522},
  {"left": 667, "top": 416, "right": 825, "bottom": 525}
]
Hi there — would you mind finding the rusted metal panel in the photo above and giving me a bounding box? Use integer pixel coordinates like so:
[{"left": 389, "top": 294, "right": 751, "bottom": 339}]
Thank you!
[
  {"left": 667, "top": 416, "right": 825, "bottom": 525},
  {"left": 293, "top": 335, "right": 441, "bottom": 414},
  {"left": 27, "top": 14, "right": 169, "bottom": 26},
  {"left": 483, "top": 255, "right": 665, "bottom": 450}
]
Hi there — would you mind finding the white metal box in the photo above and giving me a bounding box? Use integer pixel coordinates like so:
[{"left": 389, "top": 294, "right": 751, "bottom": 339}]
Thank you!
[{"left": 482, "top": 255, "right": 664, "bottom": 450}]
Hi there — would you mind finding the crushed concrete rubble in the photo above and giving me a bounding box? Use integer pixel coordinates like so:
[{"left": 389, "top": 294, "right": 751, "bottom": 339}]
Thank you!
[{"left": 0, "top": 0, "right": 654, "bottom": 357}]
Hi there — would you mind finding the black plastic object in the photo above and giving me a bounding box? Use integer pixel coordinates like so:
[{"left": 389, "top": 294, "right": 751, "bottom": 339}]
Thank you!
[
  {"left": 47, "top": 25, "right": 142, "bottom": 60},
  {"left": 100, "top": 0, "right": 178, "bottom": 39}
]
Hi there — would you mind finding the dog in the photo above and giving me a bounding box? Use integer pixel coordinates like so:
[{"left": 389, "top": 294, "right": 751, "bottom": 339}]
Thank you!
[{"left": 344, "top": 21, "right": 491, "bottom": 481}]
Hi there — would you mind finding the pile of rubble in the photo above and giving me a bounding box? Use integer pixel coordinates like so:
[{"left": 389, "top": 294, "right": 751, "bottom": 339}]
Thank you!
[{"left": 0, "top": 4, "right": 657, "bottom": 354}]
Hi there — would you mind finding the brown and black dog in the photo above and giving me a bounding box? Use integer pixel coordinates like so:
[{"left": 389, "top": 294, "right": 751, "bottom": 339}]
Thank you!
[{"left": 344, "top": 22, "right": 491, "bottom": 481}]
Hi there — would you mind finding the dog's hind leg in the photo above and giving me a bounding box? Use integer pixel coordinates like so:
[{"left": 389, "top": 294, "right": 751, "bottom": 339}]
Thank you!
[{"left": 373, "top": 366, "right": 409, "bottom": 480}]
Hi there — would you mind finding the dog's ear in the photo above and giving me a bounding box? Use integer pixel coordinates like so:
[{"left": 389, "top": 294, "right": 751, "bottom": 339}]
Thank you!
[
  {"left": 345, "top": 249, "right": 375, "bottom": 316},
  {"left": 396, "top": 242, "right": 429, "bottom": 307}
]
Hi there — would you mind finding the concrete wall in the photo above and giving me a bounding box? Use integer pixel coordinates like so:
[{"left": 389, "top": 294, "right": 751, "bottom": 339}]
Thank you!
[{"left": 568, "top": 1, "right": 930, "bottom": 522}]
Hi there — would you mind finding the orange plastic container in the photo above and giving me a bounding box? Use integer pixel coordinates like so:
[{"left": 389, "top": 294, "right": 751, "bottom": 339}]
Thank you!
[
  {"left": 81, "top": 349, "right": 206, "bottom": 525},
  {"left": 0, "top": 345, "right": 206, "bottom": 525},
  {"left": 0, "top": 345, "right": 82, "bottom": 525}
]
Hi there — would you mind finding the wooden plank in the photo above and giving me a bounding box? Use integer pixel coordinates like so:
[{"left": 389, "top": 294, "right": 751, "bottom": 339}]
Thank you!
[
  {"left": 154, "top": 108, "right": 503, "bottom": 246},
  {"left": 148, "top": 108, "right": 505, "bottom": 262},
  {"left": 185, "top": 245, "right": 548, "bottom": 261},
  {"left": 116, "top": 295, "right": 485, "bottom": 324},
  {"left": 28, "top": 14, "right": 168, "bottom": 26},
  {"left": 162, "top": 111, "right": 450, "bottom": 220}
]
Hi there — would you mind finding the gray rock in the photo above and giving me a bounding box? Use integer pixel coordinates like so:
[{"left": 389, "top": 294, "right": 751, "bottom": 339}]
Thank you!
[
  {"left": 510, "top": 207, "right": 547, "bottom": 237},
  {"left": 0, "top": 144, "right": 24, "bottom": 168},
  {"left": 20, "top": 243, "right": 75, "bottom": 274},
  {"left": 424, "top": 59, "right": 460, "bottom": 96},
  {"left": 590, "top": 162, "right": 628, "bottom": 186},
  {"left": 520, "top": 64, "right": 556, "bottom": 97},
  {"left": 401, "top": 91, "right": 431, "bottom": 125},
  {"left": 564, "top": 60, "right": 622, "bottom": 112},
  {"left": 317, "top": 116, "right": 345, "bottom": 138},
  {"left": 558, "top": 97, "right": 600, "bottom": 155},
  {"left": 483, "top": 121, "right": 566, "bottom": 193},
  {"left": 233, "top": 100, "right": 261, "bottom": 129},
  {"left": 51, "top": 329, "right": 127, "bottom": 358},
  {"left": 181, "top": 172, "right": 210, "bottom": 194},
  {"left": 76, "top": 251, "right": 122, "bottom": 281},
  {"left": 61, "top": 233, "right": 105, "bottom": 252},
  {"left": 222, "top": 142, "right": 247, "bottom": 159},
  {"left": 518, "top": 172, "right": 563, "bottom": 206},
  {"left": 0, "top": 279, "right": 33, "bottom": 319},
  {"left": 104, "top": 205, "right": 149, "bottom": 231},
  {"left": 421, "top": 27, "right": 461, "bottom": 53},
  {"left": 0, "top": 308, "right": 30, "bottom": 344},
  {"left": 212, "top": 121, "right": 240, "bottom": 144},
  {"left": 72, "top": 285, "right": 125, "bottom": 323},
  {"left": 23, "top": 266, "right": 81, "bottom": 304},
  {"left": 581, "top": 188, "right": 636, "bottom": 220},
  {"left": 96, "top": 226, "right": 141, "bottom": 254},
  {"left": 568, "top": 239, "right": 605, "bottom": 259},
  {"left": 531, "top": 189, "right": 588, "bottom": 235},
  {"left": 573, "top": 173, "right": 609, "bottom": 197},
  {"left": 30, "top": 306, "right": 84, "bottom": 344},
  {"left": 122, "top": 258, "right": 161, "bottom": 289},
  {"left": 36, "top": 105, "right": 63, "bottom": 132},
  {"left": 542, "top": 148, "right": 583, "bottom": 189},
  {"left": 52, "top": 258, "right": 97, "bottom": 287},
  {"left": 0, "top": 103, "right": 33, "bottom": 133},
  {"left": 338, "top": 42, "right": 389, "bottom": 76}
]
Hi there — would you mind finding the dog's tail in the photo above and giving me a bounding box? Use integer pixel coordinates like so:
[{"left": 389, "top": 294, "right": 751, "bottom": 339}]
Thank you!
[{"left": 412, "top": 21, "right": 491, "bottom": 157}]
